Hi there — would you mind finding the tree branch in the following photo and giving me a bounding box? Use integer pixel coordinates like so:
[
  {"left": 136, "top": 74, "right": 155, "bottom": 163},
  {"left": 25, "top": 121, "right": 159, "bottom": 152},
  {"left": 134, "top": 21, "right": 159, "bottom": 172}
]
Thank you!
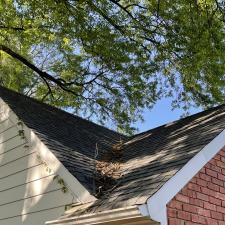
[
  {"left": 0, "top": 24, "right": 51, "bottom": 31},
  {"left": 0, "top": 25, "right": 25, "bottom": 31},
  {"left": 108, "top": 0, "right": 135, "bottom": 19},
  {"left": 0, "top": 44, "right": 81, "bottom": 96},
  {"left": 124, "top": 3, "right": 147, "bottom": 10},
  {"left": 0, "top": 45, "right": 63, "bottom": 84}
]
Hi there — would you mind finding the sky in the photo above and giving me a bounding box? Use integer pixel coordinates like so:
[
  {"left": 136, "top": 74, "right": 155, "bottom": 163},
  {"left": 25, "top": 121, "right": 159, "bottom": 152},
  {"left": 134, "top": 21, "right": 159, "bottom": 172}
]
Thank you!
[{"left": 134, "top": 97, "right": 202, "bottom": 133}]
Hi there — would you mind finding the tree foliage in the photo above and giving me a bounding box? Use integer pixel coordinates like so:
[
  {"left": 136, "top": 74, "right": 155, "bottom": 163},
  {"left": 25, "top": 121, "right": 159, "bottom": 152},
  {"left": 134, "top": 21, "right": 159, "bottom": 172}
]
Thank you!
[{"left": 0, "top": 0, "right": 224, "bottom": 133}]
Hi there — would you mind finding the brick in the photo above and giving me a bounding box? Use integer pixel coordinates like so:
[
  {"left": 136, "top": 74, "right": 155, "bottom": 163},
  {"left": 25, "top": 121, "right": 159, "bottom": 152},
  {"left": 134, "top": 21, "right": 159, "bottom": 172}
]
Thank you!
[
  {"left": 207, "top": 182, "right": 220, "bottom": 192},
  {"left": 209, "top": 196, "right": 222, "bottom": 206},
  {"left": 200, "top": 167, "right": 206, "bottom": 173},
  {"left": 206, "top": 168, "right": 218, "bottom": 178},
  {"left": 210, "top": 164, "right": 222, "bottom": 173},
  {"left": 183, "top": 203, "right": 198, "bottom": 213},
  {"left": 217, "top": 206, "right": 225, "bottom": 214},
  {"left": 219, "top": 186, "right": 225, "bottom": 194},
  {"left": 222, "top": 200, "right": 225, "bottom": 207},
  {"left": 196, "top": 192, "right": 209, "bottom": 201},
  {"left": 216, "top": 160, "right": 225, "bottom": 169},
  {"left": 200, "top": 173, "right": 212, "bottom": 182},
  {"left": 177, "top": 210, "right": 191, "bottom": 220},
  {"left": 167, "top": 150, "right": 225, "bottom": 225},
  {"left": 221, "top": 169, "right": 225, "bottom": 176},
  {"left": 191, "top": 214, "right": 206, "bottom": 224},
  {"left": 197, "top": 208, "right": 211, "bottom": 217},
  {"left": 168, "top": 208, "right": 177, "bottom": 218},
  {"left": 214, "top": 154, "right": 221, "bottom": 161},
  {"left": 176, "top": 194, "right": 189, "bottom": 203},
  {"left": 203, "top": 201, "right": 216, "bottom": 211},
  {"left": 218, "top": 173, "right": 225, "bottom": 181},
  {"left": 188, "top": 183, "right": 201, "bottom": 192},
  {"left": 212, "top": 177, "right": 224, "bottom": 186},
  {"left": 215, "top": 192, "right": 225, "bottom": 200},
  {"left": 186, "top": 223, "right": 202, "bottom": 225},
  {"left": 196, "top": 178, "right": 207, "bottom": 187},
  {"left": 221, "top": 156, "right": 225, "bottom": 163},
  {"left": 211, "top": 211, "right": 223, "bottom": 220},
  {"left": 206, "top": 218, "right": 219, "bottom": 225},
  {"left": 190, "top": 177, "right": 197, "bottom": 184},
  {"left": 168, "top": 200, "right": 183, "bottom": 210},
  {"left": 182, "top": 189, "right": 196, "bottom": 198},
  {"left": 219, "top": 150, "right": 225, "bottom": 158},
  {"left": 190, "top": 198, "right": 204, "bottom": 207},
  {"left": 201, "top": 187, "right": 215, "bottom": 197},
  {"left": 210, "top": 159, "right": 217, "bottom": 165},
  {"left": 168, "top": 218, "right": 181, "bottom": 225}
]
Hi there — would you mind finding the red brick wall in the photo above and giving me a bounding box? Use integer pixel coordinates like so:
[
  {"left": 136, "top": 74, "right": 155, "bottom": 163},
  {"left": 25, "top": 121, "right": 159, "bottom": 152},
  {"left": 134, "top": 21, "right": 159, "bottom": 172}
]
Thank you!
[{"left": 167, "top": 147, "right": 225, "bottom": 225}]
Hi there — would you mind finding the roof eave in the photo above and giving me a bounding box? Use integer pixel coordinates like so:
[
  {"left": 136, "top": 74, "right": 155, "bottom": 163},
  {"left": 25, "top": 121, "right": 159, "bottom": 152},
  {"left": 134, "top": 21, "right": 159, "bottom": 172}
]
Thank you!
[{"left": 45, "top": 205, "right": 157, "bottom": 225}]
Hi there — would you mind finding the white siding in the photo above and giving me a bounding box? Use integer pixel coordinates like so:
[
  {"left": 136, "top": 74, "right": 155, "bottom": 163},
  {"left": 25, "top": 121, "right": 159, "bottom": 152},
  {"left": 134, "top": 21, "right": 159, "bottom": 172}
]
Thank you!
[{"left": 0, "top": 100, "right": 79, "bottom": 225}]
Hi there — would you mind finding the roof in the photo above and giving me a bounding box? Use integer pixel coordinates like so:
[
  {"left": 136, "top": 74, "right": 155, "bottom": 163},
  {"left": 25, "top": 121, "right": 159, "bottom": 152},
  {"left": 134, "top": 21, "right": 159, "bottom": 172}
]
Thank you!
[
  {"left": 1, "top": 86, "right": 225, "bottom": 216},
  {"left": 72, "top": 103, "right": 225, "bottom": 214},
  {"left": 0, "top": 86, "right": 126, "bottom": 193}
]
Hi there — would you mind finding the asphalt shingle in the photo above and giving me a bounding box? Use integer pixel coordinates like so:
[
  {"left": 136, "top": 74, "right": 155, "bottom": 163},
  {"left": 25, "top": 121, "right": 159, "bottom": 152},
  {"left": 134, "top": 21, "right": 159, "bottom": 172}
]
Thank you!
[{"left": 0, "top": 86, "right": 125, "bottom": 193}]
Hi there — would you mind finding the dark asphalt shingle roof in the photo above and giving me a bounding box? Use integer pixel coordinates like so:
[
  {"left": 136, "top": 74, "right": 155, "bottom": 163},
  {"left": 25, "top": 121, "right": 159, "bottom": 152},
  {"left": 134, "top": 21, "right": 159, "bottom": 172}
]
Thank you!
[
  {"left": 86, "top": 103, "right": 225, "bottom": 212},
  {"left": 0, "top": 86, "right": 126, "bottom": 193},
  {"left": 1, "top": 86, "right": 225, "bottom": 214}
]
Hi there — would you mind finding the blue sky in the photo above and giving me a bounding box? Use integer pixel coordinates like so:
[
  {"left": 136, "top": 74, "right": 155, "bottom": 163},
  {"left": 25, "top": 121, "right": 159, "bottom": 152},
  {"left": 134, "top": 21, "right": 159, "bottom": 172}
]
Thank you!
[{"left": 134, "top": 97, "right": 202, "bottom": 133}]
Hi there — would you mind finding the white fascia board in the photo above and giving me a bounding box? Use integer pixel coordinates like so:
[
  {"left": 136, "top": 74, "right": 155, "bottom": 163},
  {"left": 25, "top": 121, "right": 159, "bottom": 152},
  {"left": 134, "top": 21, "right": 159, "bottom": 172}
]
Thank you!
[
  {"left": 146, "top": 128, "right": 225, "bottom": 225},
  {"left": 0, "top": 99, "right": 96, "bottom": 204}
]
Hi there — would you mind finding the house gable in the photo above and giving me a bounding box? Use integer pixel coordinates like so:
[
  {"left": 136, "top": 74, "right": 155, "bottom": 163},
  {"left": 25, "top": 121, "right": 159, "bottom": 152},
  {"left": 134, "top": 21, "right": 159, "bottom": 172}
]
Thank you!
[
  {"left": 147, "top": 128, "right": 225, "bottom": 225},
  {"left": 167, "top": 146, "right": 225, "bottom": 225},
  {"left": 0, "top": 98, "right": 94, "bottom": 225},
  {"left": 0, "top": 86, "right": 125, "bottom": 195}
]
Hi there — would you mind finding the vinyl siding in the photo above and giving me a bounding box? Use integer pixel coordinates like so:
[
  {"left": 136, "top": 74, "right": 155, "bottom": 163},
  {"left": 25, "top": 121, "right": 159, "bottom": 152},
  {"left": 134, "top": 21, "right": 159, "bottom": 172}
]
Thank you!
[{"left": 0, "top": 99, "right": 79, "bottom": 225}]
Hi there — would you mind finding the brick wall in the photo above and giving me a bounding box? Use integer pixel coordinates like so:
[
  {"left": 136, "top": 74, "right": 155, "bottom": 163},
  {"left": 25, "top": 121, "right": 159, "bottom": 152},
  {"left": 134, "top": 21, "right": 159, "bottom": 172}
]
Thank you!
[{"left": 167, "top": 147, "right": 225, "bottom": 225}]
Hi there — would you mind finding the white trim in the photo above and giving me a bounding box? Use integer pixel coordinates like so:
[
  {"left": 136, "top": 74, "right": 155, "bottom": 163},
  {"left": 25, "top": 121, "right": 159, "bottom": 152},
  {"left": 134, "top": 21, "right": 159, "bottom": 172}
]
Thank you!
[
  {"left": 146, "top": 128, "right": 225, "bottom": 225},
  {"left": 138, "top": 204, "right": 150, "bottom": 217},
  {"left": 30, "top": 130, "right": 96, "bottom": 203}
]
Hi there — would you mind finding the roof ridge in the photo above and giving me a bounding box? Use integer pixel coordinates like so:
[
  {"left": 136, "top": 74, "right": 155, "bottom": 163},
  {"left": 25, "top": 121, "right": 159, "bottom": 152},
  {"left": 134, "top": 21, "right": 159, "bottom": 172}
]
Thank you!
[
  {"left": 132, "top": 103, "right": 225, "bottom": 139},
  {"left": 0, "top": 85, "right": 125, "bottom": 137}
]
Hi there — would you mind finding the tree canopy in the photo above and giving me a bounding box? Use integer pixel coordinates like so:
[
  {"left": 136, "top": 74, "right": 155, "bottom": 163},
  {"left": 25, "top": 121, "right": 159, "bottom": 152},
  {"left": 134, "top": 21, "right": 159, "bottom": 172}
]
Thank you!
[{"left": 0, "top": 0, "right": 224, "bottom": 133}]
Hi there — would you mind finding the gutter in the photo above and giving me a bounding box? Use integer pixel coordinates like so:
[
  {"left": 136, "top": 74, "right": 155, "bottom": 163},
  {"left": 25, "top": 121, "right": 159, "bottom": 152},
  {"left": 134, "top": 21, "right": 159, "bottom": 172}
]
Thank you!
[{"left": 46, "top": 206, "right": 157, "bottom": 225}]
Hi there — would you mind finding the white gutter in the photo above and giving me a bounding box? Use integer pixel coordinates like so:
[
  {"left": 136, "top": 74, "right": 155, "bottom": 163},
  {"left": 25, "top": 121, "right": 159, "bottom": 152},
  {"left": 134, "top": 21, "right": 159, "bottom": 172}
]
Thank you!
[{"left": 46, "top": 206, "right": 156, "bottom": 225}]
